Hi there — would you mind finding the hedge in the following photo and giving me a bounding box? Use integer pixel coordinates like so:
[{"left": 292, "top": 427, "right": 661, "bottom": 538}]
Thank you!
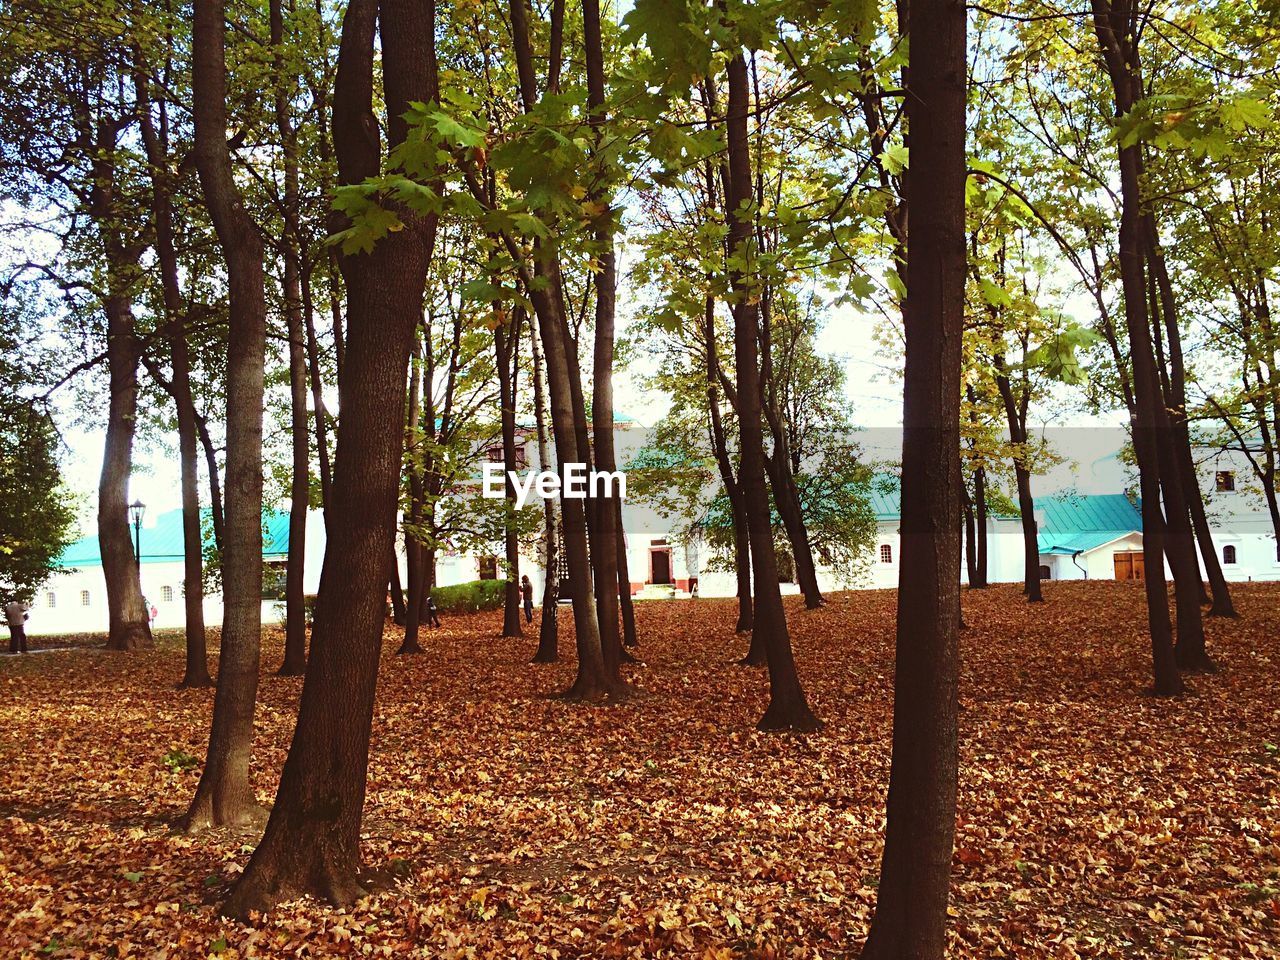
[{"left": 429, "top": 579, "right": 507, "bottom": 613}]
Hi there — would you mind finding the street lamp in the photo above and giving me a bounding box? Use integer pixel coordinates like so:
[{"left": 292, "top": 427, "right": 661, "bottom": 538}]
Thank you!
[{"left": 128, "top": 499, "right": 145, "bottom": 571}]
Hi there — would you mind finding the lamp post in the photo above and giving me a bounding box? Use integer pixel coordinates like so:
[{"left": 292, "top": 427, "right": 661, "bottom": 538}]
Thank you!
[{"left": 128, "top": 499, "right": 145, "bottom": 572}]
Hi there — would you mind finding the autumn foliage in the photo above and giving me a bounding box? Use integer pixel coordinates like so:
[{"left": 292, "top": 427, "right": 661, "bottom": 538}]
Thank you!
[{"left": 2, "top": 582, "right": 1277, "bottom": 957}]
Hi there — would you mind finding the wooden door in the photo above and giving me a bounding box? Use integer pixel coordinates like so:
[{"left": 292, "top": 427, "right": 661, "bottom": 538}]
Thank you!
[
  {"left": 1113, "top": 551, "right": 1144, "bottom": 581},
  {"left": 650, "top": 549, "right": 672, "bottom": 585}
]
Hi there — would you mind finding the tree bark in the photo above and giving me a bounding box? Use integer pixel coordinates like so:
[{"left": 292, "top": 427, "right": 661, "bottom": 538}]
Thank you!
[
  {"left": 134, "top": 69, "right": 209, "bottom": 684},
  {"left": 584, "top": 0, "right": 628, "bottom": 686},
  {"left": 1090, "top": 0, "right": 1183, "bottom": 696},
  {"left": 496, "top": 307, "right": 525, "bottom": 638},
  {"left": 400, "top": 337, "right": 427, "bottom": 655},
  {"left": 184, "top": 0, "right": 270, "bottom": 831},
  {"left": 1144, "top": 220, "right": 1235, "bottom": 621},
  {"left": 860, "top": 0, "right": 963, "bottom": 953},
  {"left": 725, "top": 48, "right": 818, "bottom": 731},
  {"left": 274, "top": 0, "right": 310, "bottom": 677},
  {"left": 222, "top": 0, "right": 438, "bottom": 917},
  {"left": 90, "top": 130, "right": 152, "bottom": 654},
  {"left": 530, "top": 311, "right": 560, "bottom": 663}
]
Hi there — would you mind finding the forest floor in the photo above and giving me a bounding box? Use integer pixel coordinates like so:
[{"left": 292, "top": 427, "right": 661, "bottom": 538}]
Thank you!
[{"left": 1, "top": 581, "right": 1278, "bottom": 959}]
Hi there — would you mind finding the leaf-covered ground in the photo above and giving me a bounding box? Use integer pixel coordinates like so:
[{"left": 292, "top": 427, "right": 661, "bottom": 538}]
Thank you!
[{"left": 1, "top": 581, "right": 1277, "bottom": 958}]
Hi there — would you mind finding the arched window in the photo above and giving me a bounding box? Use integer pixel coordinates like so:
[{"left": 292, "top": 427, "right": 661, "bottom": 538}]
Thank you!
[
  {"left": 1039, "top": 564, "right": 1051, "bottom": 580},
  {"left": 1223, "top": 544, "right": 1237, "bottom": 565},
  {"left": 879, "top": 544, "right": 893, "bottom": 564},
  {"left": 162, "top": 585, "right": 174, "bottom": 602},
  {"left": 80, "top": 590, "right": 90, "bottom": 606}
]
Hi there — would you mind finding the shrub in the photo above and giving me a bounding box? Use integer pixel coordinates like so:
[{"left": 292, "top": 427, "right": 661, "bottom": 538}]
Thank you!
[{"left": 430, "top": 579, "right": 507, "bottom": 613}]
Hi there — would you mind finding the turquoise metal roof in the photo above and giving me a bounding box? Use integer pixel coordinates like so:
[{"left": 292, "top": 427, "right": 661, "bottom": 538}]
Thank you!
[
  {"left": 1036, "top": 494, "right": 1142, "bottom": 555},
  {"left": 56, "top": 508, "right": 292, "bottom": 569}
]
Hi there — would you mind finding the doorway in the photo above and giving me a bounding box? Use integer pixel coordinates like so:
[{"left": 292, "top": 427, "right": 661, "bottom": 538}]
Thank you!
[{"left": 1113, "top": 551, "right": 1145, "bottom": 580}]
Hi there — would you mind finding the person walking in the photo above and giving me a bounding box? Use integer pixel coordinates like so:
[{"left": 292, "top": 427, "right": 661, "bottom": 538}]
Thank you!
[
  {"left": 521, "top": 574, "right": 534, "bottom": 624},
  {"left": 425, "top": 594, "right": 442, "bottom": 629},
  {"left": 5, "top": 597, "right": 30, "bottom": 654}
]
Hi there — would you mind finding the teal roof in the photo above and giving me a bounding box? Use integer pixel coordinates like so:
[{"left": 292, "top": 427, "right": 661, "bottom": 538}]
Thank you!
[
  {"left": 1036, "top": 494, "right": 1141, "bottom": 556},
  {"left": 870, "top": 475, "right": 901, "bottom": 520},
  {"left": 56, "top": 508, "right": 291, "bottom": 569}
]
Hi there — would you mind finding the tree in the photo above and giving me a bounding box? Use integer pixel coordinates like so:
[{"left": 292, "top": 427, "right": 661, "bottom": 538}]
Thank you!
[
  {"left": 860, "top": 0, "right": 965, "bottom": 954},
  {"left": 183, "top": 0, "right": 270, "bottom": 830},
  {"left": 0, "top": 309, "right": 75, "bottom": 600},
  {"left": 222, "top": 0, "right": 439, "bottom": 916}
]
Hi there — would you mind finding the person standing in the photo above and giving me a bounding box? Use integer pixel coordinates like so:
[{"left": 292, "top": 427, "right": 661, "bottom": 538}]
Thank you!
[
  {"left": 521, "top": 574, "right": 534, "bottom": 624},
  {"left": 5, "top": 598, "right": 30, "bottom": 654}
]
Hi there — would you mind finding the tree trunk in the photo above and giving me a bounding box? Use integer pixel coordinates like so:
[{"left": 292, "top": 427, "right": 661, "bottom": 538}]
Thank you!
[
  {"left": 134, "top": 70, "right": 210, "bottom": 685},
  {"left": 530, "top": 313, "right": 559, "bottom": 663},
  {"left": 860, "top": 0, "right": 963, "bottom": 953},
  {"left": 1090, "top": 0, "right": 1182, "bottom": 696},
  {"left": 99, "top": 293, "right": 153, "bottom": 653},
  {"left": 495, "top": 309, "right": 525, "bottom": 639},
  {"left": 275, "top": 0, "right": 309, "bottom": 677},
  {"left": 725, "top": 49, "right": 818, "bottom": 731},
  {"left": 400, "top": 338, "right": 426, "bottom": 655},
  {"left": 222, "top": 0, "right": 438, "bottom": 917},
  {"left": 1145, "top": 220, "right": 1235, "bottom": 621},
  {"left": 584, "top": 0, "right": 627, "bottom": 687},
  {"left": 184, "top": 0, "right": 270, "bottom": 831},
  {"left": 974, "top": 465, "right": 988, "bottom": 586},
  {"left": 994, "top": 368, "right": 1042, "bottom": 602},
  {"left": 962, "top": 477, "right": 978, "bottom": 588},
  {"left": 503, "top": 0, "right": 608, "bottom": 699},
  {"left": 703, "top": 296, "right": 755, "bottom": 644},
  {"left": 763, "top": 447, "right": 823, "bottom": 607},
  {"left": 89, "top": 130, "right": 152, "bottom": 654},
  {"left": 615, "top": 497, "right": 638, "bottom": 648}
]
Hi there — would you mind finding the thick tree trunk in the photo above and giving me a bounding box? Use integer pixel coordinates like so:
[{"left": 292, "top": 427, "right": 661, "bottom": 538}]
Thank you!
[
  {"left": 725, "top": 50, "right": 818, "bottom": 731},
  {"left": 222, "top": 0, "right": 437, "bottom": 917},
  {"left": 134, "top": 72, "right": 210, "bottom": 684},
  {"left": 89, "top": 131, "right": 152, "bottom": 654},
  {"left": 860, "top": 0, "right": 963, "bottom": 953},
  {"left": 99, "top": 293, "right": 153, "bottom": 653},
  {"left": 184, "top": 0, "right": 269, "bottom": 831},
  {"left": 1090, "top": 0, "right": 1183, "bottom": 696}
]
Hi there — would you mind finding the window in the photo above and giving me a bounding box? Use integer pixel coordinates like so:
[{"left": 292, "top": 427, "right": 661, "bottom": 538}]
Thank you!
[
  {"left": 46, "top": 591, "right": 56, "bottom": 608},
  {"left": 479, "top": 556, "right": 498, "bottom": 580},
  {"left": 1223, "top": 544, "right": 1237, "bottom": 565},
  {"left": 262, "top": 561, "right": 287, "bottom": 599},
  {"left": 80, "top": 589, "right": 90, "bottom": 607},
  {"left": 879, "top": 544, "right": 893, "bottom": 564},
  {"left": 486, "top": 445, "right": 504, "bottom": 463},
  {"left": 162, "top": 585, "right": 174, "bottom": 603},
  {"left": 1216, "top": 471, "right": 1236, "bottom": 492},
  {"left": 1039, "top": 564, "right": 1052, "bottom": 580}
]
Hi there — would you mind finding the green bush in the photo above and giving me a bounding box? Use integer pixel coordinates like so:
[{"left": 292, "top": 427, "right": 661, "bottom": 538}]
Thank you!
[{"left": 430, "top": 579, "right": 507, "bottom": 613}]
